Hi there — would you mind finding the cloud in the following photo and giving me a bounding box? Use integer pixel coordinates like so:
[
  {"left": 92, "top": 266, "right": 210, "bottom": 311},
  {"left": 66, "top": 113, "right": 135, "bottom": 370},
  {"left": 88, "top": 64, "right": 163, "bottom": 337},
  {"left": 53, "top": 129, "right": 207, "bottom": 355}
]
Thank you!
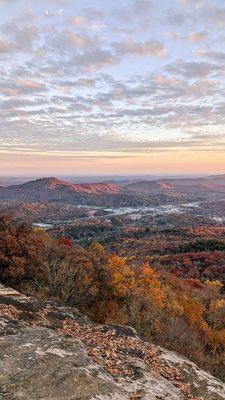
[
  {"left": 2, "top": 12, "right": 38, "bottom": 52},
  {"left": 114, "top": 39, "right": 166, "bottom": 57},
  {"left": 74, "top": 78, "right": 96, "bottom": 87},
  {"left": 115, "top": 0, "right": 156, "bottom": 32},
  {"left": 185, "top": 31, "right": 207, "bottom": 42},
  {"left": 0, "top": 79, "right": 46, "bottom": 97},
  {"left": 16, "top": 79, "right": 46, "bottom": 93},
  {"left": 53, "top": 78, "right": 96, "bottom": 88},
  {"left": 165, "top": 10, "right": 193, "bottom": 26},
  {"left": 0, "top": 0, "right": 225, "bottom": 166},
  {"left": 0, "top": 0, "right": 17, "bottom": 3},
  {"left": 67, "top": 16, "right": 87, "bottom": 28},
  {"left": 165, "top": 61, "right": 221, "bottom": 79},
  {"left": 0, "top": 98, "right": 36, "bottom": 109},
  {"left": 46, "top": 29, "right": 99, "bottom": 55},
  {"left": 198, "top": 50, "right": 225, "bottom": 62},
  {"left": 65, "top": 31, "right": 95, "bottom": 48},
  {"left": 203, "top": 6, "right": 225, "bottom": 27},
  {"left": 179, "top": 0, "right": 205, "bottom": 7},
  {"left": 173, "top": 31, "right": 207, "bottom": 42},
  {"left": 0, "top": 37, "right": 13, "bottom": 53},
  {"left": 128, "top": 0, "right": 154, "bottom": 17},
  {"left": 67, "top": 48, "right": 117, "bottom": 72},
  {"left": 82, "top": 6, "right": 103, "bottom": 19},
  {"left": 116, "top": 0, "right": 154, "bottom": 21},
  {"left": 66, "top": 6, "right": 105, "bottom": 31}
]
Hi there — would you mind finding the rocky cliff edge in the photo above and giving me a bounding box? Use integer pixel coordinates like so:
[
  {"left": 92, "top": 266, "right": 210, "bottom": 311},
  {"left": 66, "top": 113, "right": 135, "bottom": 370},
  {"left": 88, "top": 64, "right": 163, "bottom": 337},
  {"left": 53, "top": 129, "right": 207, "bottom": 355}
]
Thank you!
[{"left": 0, "top": 283, "right": 225, "bottom": 400}]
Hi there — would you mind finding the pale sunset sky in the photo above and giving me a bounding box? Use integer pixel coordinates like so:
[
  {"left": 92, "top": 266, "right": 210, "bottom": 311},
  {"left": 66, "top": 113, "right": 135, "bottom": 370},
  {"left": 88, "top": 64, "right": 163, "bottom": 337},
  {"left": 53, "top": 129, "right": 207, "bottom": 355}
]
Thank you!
[{"left": 0, "top": 0, "right": 225, "bottom": 176}]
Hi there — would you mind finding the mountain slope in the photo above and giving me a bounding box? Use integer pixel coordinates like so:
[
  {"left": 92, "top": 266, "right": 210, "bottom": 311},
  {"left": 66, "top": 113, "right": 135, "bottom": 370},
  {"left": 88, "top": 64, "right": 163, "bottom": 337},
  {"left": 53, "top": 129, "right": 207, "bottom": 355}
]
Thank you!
[
  {"left": 1, "top": 283, "right": 225, "bottom": 400},
  {"left": 0, "top": 177, "right": 134, "bottom": 205},
  {"left": 206, "top": 174, "right": 225, "bottom": 186},
  {"left": 125, "top": 177, "right": 225, "bottom": 195},
  {"left": 1, "top": 175, "right": 225, "bottom": 206}
]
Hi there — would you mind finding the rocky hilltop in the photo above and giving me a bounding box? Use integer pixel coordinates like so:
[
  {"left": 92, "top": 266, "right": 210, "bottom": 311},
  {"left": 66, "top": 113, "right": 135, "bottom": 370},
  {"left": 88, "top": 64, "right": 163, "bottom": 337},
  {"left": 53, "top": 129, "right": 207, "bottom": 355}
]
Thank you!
[{"left": 1, "top": 284, "right": 225, "bottom": 400}]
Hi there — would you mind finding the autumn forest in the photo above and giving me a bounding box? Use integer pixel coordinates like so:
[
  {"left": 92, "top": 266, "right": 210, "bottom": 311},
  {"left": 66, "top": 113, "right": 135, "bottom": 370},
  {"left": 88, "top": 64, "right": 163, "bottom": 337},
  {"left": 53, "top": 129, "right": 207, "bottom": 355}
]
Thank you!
[{"left": 1, "top": 207, "right": 225, "bottom": 382}]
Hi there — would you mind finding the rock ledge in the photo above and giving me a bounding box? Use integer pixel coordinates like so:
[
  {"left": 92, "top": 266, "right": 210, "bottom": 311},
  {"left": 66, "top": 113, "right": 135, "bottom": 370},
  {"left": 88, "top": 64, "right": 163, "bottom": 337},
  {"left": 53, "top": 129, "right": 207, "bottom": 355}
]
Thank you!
[{"left": 0, "top": 284, "right": 225, "bottom": 400}]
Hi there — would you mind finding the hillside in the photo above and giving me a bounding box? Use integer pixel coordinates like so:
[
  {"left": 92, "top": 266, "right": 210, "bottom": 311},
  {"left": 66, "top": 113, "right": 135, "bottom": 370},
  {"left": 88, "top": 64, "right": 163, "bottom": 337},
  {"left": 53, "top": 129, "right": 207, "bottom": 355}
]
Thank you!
[
  {"left": 125, "top": 177, "right": 225, "bottom": 195},
  {"left": 0, "top": 177, "right": 140, "bottom": 206},
  {"left": 206, "top": 175, "right": 225, "bottom": 186},
  {"left": 0, "top": 177, "right": 123, "bottom": 198},
  {"left": 1, "top": 283, "right": 225, "bottom": 400},
  {"left": 1, "top": 175, "right": 225, "bottom": 209},
  {"left": 125, "top": 180, "right": 175, "bottom": 194},
  {"left": 2, "top": 214, "right": 225, "bottom": 383}
]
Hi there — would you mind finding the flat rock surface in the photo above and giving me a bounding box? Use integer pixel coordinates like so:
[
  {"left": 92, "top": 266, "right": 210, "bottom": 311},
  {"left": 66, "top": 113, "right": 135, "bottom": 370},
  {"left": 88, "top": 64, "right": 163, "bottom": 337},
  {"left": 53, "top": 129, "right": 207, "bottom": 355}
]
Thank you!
[{"left": 1, "top": 284, "right": 225, "bottom": 400}]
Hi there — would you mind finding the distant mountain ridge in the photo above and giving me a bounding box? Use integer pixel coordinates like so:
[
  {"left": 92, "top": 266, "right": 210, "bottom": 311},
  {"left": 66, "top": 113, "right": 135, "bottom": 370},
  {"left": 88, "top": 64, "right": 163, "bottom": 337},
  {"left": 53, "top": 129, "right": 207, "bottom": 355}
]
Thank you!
[
  {"left": 124, "top": 175, "right": 225, "bottom": 195},
  {"left": 0, "top": 177, "right": 138, "bottom": 206},
  {"left": 0, "top": 174, "right": 225, "bottom": 205},
  {"left": 14, "top": 177, "right": 124, "bottom": 194}
]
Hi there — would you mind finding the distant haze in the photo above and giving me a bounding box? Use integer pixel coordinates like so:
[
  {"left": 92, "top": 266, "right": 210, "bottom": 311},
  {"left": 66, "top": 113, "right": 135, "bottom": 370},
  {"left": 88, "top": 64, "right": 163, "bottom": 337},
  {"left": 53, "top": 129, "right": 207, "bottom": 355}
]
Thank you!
[{"left": 0, "top": 173, "right": 219, "bottom": 187}]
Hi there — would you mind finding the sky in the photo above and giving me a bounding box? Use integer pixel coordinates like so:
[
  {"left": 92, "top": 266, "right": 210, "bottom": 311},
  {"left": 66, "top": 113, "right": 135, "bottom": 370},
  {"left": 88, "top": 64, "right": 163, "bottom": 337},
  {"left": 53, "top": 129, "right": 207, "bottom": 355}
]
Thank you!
[{"left": 0, "top": 0, "right": 225, "bottom": 176}]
